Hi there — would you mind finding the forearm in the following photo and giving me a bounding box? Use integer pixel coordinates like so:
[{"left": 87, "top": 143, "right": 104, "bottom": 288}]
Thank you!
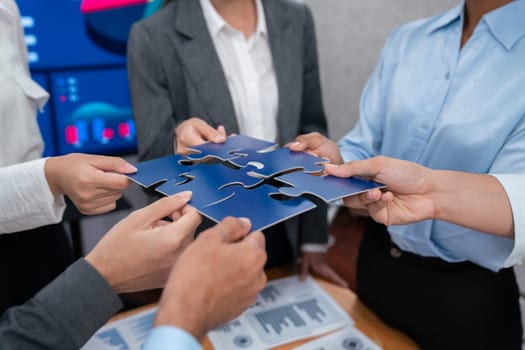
[
  {"left": 0, "top": 259, "right": 122, "bottom": 349},
  {"left": 431, "top": 170, "right": 514, "bottom": 238}
]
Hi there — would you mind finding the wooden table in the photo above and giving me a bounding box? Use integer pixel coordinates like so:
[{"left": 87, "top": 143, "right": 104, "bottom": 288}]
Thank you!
[{"left": 112, "top": 267, "right": 419, "bottom": 350}]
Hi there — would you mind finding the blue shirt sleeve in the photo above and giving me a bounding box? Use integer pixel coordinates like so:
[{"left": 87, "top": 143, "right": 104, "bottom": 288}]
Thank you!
[
  {"left": 492, "top": 174, "right": 525, "bottom": 267},
  {"left": 142, "top": 326, "right": 202, "bottom": 350}
]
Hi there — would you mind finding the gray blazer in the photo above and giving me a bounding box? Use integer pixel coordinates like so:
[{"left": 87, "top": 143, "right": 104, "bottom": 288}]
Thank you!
[
  {"left": 0, "top": 259, "right": 122, "bottom": 349},
  {"left": 127, "top": 0, "right": 329, "bottom": 254}
]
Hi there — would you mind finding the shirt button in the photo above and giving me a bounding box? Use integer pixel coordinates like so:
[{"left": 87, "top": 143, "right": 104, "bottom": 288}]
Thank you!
[
  {"left": 444, "top": 72, "right": 450, "bottom": 80},
  {"left": 390, "top": 247, "right": 403, "bottom": 258}
]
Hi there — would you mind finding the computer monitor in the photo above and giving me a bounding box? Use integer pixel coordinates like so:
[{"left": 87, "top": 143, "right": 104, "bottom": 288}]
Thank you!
[
  {"left": 16, "top": 0, "right": 154, "bottom": 156},
  {"left": 17, "top": 0, "right": 125, "bottom": 71},
  {"left": 50, "top": 68, "right": 137, "bottom": 156}
]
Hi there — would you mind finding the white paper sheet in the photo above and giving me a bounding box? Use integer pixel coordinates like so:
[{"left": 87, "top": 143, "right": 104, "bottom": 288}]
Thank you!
[
  {"left": 207, "top": 276, "right": 353, "bottom": 349},
  {"left": 292, "top": 326, "right": 382, "bottom": 350},
  {"left": 82, "top": 307, "right": 157, "bottom": 350},
  {"left": 82, "top": 276, "right": 352, "bottom": 350}
]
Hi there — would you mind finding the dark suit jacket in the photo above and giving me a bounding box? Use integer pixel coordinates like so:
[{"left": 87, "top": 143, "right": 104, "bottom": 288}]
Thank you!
[
  {"left": 127, "top": 0, "right": 329, "bottom": 256},
  {"left": 0, "top": 259, "right": 122, "bottom": 349}
]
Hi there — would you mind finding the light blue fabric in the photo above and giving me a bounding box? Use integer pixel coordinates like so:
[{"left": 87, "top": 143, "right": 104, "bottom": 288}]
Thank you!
[
  {"left": 338, "top": 0, "right": 525, "bottom": 271},
  {"left": 142, "top": 326, "right": 202, "bottom": 350}
]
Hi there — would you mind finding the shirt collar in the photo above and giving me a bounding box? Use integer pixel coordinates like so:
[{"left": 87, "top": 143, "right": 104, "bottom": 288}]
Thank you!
[
  {"left": 484, "top": 0, "right": 525, "bottom": 50},
  {"left": 427, "top": 1, "right": 525, "bottom": 50},
  {"left": 427, "top": 1, "right": 464, "bottom": 35},
  {"left": 199, "top": 0, "right": 267, "bottom": 38}
]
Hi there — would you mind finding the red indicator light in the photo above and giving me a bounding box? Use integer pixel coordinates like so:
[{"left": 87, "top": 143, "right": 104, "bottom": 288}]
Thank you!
[
  {"left": 103, "top": 128, "right": 115, "bottom": 140},
  {"left": 118, "top": 122, "right": 130, "bottom": 138},
  {"left": 65, "top": 125, "right": 79, "bottom": 145}
]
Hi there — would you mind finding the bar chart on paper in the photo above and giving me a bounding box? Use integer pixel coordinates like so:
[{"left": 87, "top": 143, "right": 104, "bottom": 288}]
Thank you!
[
  {"left": 208, "top": 276, "right": 353, "bottom": 349},
  {"left": 250, "top": 297, "right": 345, "bottom": 342},
  {"left": 82, "top": 307, "right": 156, "bottom": 350}
]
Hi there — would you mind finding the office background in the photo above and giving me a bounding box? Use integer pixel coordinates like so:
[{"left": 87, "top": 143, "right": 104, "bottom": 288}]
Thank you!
[{"left": 19, "top": 0, "right": 525, "bottom": 345}]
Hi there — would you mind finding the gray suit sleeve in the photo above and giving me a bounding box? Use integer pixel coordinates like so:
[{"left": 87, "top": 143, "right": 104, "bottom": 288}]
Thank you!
[
  {"left": 0, "top": 259, "right": 123, "bottom": 350},
  {"left": 298, "top": 5, "right": 329, "bottom": 246},
  {"left": 127, "top": 23, "right": 177, "bottom": 161}
]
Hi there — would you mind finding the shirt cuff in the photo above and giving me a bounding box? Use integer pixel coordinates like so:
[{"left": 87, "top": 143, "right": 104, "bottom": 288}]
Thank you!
[
  {"left": 492, "top": 174, "right": 525, "bottom": 267},
  {"left": 142, "top": 326, "right": 202, "bottom": 350},
  {"left": 301, "top": 243, "right": 329, "bottom": 254},
  {"left": 39, "top": 157, "right": 66, "bottom": 219},
  {"left": 0, "top": 158, "right": 65, "bottom": 233}
]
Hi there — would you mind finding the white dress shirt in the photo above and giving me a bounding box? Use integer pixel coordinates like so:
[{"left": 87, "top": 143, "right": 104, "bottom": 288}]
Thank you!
[
  {"left": 0, "top": 158, "right": 65, "bottom": 233},
  {"left": 493, "top": 174, "right": 525, "bottom": 267},
  {"left": 199, "top": 0, "right": 278, "bottom": 142},
  {"left": 199, "top": 0, "right": 326, "bottom": 253},
  {"left": 0, "top": 0, "right": 49, "bottom": 167},
  {"left": 0, "top": 0, "right": 66, "bottom": 233}
]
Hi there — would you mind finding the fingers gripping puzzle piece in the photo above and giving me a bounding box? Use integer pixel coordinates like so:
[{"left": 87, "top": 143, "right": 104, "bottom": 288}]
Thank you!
[
  {"left": 198, "top": 184, "right": 317, "bottom": 232},
  {"left": 125, "top": 134, "right": 386, "bottom": 232},
  {"left": 275, "top": 171, "right": 385, "bottom": 202}
]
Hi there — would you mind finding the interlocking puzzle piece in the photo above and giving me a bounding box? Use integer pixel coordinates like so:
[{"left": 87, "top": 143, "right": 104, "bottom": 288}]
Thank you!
[
  {"left": 127, "top": 154, "right": 193, "bottom": 188},
  {"left": 186, "top": 134, "right": 276, "bottom": 162},
  {"left": 155, "top": 163, "right": 263, "bottom": 208},
  {"left": 126, "top": 134, "right": 386, "bottom": 232},
  {"left": 198, "top": 184, "right": 317, "bottom": 231},
  {"left": 230, "top": 147, "right": 327, "bottom": 177},
  {"left": 275, "top": 171, "right": 385, "bottom": 202}
]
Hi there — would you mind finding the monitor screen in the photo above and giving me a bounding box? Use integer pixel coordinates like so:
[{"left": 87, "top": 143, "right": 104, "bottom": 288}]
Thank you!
[
  {"left": 16, "top": 0, "right": 156, "bottom": 156},
  {"left": 17, "top": 0, "right": 125, "bottom": 70},
  {"left": 50, "top": 68, "right": 137, "bottom": 155},
  {"left": 32, "top": 74, "right": 57, "bottom": 157}
]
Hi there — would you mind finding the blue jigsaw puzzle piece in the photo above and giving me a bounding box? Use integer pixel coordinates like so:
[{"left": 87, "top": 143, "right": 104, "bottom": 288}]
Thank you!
[
  {"left": 186, "top": 134, "right": 276, "bottom": 162},
  {"left": 230, "top": 147, "right": 327, "bottom": 177},
  {"left": 275, "top": 171, "right": 385, "bottom": 202},
  {"left": 198, "top": 184, "right": 317, "bottom": 232},
  {"left": 155, "top": 163, "right": 264, "bottom": 209},
  {"left": 127, "top": 154, "right": 194, "bottom": 188}
]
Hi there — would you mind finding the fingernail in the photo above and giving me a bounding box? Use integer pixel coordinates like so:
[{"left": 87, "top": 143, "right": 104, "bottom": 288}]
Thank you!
[
  {"left": 238, "top": 217, "right": 251, "bottom": 227},
  {"left": 124, "top": 163, "right": 138, "bottom": 173},
  {"left": 177, "top": 191, "right": 193, "bottom": 200},
  {"left": 214, "top": 135, "right": 226, "bottom": 142},
  {"left": 324, "top": 163, "right": 339, "bottom": 169},
  {"left": 291, "top": 141, "right": 301, "bottom": 145}
]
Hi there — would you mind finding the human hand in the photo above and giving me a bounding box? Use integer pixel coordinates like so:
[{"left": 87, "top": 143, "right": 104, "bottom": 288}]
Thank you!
[
  {"left": 300, "top": 252, "right": 348, "bottom": 288},
  {"left": 154, "top": 217, "right": 267, "bottom": 341},
  {"left": 288, "top": 132, "right": 343, "bottom": 164},
  {"left": 174, "top": 117, "right": 227, "bottom": 154},
  {"left": 324, "top": 156, "right": 436, "bottom": 226},
  {"left": 85, "top": 192, "right": 202, "bottom": 293},
  {"left": 44, "top": 153, "right": 136, "bottom": 215}
]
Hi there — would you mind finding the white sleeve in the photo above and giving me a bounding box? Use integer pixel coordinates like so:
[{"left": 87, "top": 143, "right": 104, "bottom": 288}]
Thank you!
[
  {"left": 492, "top": 174, "right": 525, "bottom": 267},
  {"left": 0, "top": 158, "right": 66, "bottom": 233}
]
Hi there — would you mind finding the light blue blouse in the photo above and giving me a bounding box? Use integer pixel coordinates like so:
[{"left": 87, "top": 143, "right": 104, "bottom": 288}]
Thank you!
[{"left": 339, "top": 0, "right": 525, "bottom": 271}]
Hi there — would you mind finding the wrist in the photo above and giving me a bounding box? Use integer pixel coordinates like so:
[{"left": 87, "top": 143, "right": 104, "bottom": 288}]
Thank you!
[
  {"left": 428, "top": 169, "right": 453, "bottom": 222},
  {"left": 44, "top": 157, "right": 61, "bottom": 196},
  {"left": 44, "top": 156, "right": 68, "bottom": 197},
  {"left": 84, "top": 253, "right": 121, "bottom": 293}
]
